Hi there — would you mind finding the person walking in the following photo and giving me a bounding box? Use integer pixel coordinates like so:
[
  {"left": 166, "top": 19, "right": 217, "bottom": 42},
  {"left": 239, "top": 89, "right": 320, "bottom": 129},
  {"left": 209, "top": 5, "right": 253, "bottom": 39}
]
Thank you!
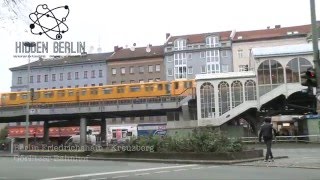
[{"left": 259, "top": 117, "right": 277, "bottom": 162}]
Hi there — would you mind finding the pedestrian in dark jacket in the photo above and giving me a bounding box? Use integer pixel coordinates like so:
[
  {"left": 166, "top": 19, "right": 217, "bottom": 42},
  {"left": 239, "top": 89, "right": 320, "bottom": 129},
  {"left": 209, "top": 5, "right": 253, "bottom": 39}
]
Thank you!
[{"left": 259, "top": 117, "right": 277, "bottom": 162}]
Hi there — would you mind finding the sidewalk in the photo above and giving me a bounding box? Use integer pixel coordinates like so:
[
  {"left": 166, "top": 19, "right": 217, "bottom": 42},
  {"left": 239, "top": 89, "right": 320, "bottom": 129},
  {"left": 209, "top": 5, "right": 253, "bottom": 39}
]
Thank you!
[{"left": 236, "top": 143, "right": 320, "bottom": 169}]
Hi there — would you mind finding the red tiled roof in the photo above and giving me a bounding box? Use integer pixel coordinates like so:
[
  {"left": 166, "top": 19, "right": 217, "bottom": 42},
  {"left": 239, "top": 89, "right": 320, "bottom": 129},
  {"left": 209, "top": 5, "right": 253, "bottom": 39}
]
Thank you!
[
  {"left": 108, "top": 45, "right": 164, "bottom": 60},
  {"left": 232, "top": 24, "right": 314, "bottom": 42},
  {"left": 167, "top": 31, "right": 232, "bottom": 44}
]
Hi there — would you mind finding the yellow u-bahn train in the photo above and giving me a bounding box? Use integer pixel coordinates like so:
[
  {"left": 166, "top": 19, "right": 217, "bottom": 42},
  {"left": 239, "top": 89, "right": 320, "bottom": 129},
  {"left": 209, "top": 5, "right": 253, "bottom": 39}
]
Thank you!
[{"left": 0, "top": 80, "right": 195, "bottom": 107}]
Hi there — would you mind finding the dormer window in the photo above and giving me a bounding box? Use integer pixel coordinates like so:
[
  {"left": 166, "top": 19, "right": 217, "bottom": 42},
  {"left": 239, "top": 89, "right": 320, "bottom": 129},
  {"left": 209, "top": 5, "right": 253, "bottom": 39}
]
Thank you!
[
  {"left": 174, "top": 39, "right": 186, "bottom": 50},
  {"left": 206, "top": 36, "right": 219, "bottom": 47}
]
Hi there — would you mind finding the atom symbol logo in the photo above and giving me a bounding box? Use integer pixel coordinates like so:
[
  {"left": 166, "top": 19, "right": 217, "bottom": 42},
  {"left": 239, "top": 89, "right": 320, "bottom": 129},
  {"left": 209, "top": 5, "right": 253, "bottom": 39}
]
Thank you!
[{"left": 29, "top": 4, "right": 70, "bottom": 40}]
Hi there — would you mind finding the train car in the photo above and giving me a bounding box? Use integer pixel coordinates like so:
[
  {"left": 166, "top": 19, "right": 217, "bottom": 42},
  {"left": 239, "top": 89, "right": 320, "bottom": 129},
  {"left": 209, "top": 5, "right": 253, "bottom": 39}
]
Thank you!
[{"left": 0, "top": 79, "right": 196, "bottom": 107}]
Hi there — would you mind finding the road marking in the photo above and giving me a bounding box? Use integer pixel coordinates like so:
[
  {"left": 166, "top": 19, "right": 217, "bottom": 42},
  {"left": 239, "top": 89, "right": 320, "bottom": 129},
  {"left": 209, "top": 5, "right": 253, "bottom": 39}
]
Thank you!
[
  {"left": 111, "top": 175, "right": 129, "bottom": 179},
  {"left": 90, "top": 178, "right": 107, "bottom": 180},
  {"left": 40, "top": 164, "right": 198, "bottom": 180},
  {"left": 206, "top": 166, "right": 219, "bottom": 168},
  {"left": 135, "top": 173, "right": 150, "bottom": 176},
  {"left": 173, "top": 169, "right": 187, "bottom": 172},
  {"left": 154, "top": 170, "right": 170, "bottom": 174}
]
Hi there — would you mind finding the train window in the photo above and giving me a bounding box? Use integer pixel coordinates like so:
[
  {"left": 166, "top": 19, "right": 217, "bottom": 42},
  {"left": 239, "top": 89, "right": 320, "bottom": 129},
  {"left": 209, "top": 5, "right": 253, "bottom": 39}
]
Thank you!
[
  {"left": 184, "top": 81, "right": 192, "bottom": 88},
  {"left": 127, "top": 132, "right": 133, "bottom": 136},
  {"left": 34, "top": 92, "right": 40, "bottom": 99},
  {"left": 90, "top": 88, "right": 98, "bottom": 95},
  {"left": 68, "top": 91, "right": 74, "bottom": 96},
  {"left": 145, "top": 85, "right": 154, "bottom": 92},
  {"left": 103, "top": 88, "right": 112, "bottom": 94},
  {"left": 81, "top": 90, "right": 87, "bottom": 96},
  {"left": 117, "top": 87, "right": 125, "bottom": 93},
  {"left": 9, "top": 94, "right": 17, "bottom": 100},
  {"left": 130, "top": 86, "right": 141, "bottom": 92},
  {"left": 21, "top": 94, "right": 27, "bottom": 99},
  {"left": 44, "top": 91, "right": 53, "bottom": 98},
  {"left": 57, "top": 90, "right": 65, "bottom": 97},
  {"left": 158, "top": 84, "right": 163, "bottom": 90},
  {"left": 165, "top": 84, "right": 171, "bottom": 93},
  {"left": 174, "top": 82, "right": 179, "bottom": 89}
]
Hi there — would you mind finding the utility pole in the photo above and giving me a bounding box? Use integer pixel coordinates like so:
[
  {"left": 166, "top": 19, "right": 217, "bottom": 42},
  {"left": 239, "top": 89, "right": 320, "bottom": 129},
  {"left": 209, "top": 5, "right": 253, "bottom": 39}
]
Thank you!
[
  {"left": 310, "top": 0, "right": 320, "bottom": 112},
  {"left": 23, "top": 42, "right": 36, "bottom": 149}
]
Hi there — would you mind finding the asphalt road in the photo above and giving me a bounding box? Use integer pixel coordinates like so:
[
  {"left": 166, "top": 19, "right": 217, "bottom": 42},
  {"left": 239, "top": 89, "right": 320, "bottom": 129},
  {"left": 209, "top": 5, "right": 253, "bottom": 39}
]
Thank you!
[{"left": 0, "top": 157, "right": 319, "bottom": 180}]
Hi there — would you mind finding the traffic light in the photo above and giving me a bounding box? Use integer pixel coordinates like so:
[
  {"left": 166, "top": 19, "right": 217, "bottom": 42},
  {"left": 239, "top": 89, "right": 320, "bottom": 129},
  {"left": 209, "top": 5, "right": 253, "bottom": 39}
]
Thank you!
[
  {"left": 30, "top": 88, "right": 34, "bottom": 101},
  {"left": 301, "top": 68, "right": 317, "bottom": 87}
]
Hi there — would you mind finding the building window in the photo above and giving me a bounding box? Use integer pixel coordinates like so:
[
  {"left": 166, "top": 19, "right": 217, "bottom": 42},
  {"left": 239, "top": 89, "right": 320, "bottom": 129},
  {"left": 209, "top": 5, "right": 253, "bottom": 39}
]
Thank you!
[
  {"left": 91, "top": 70, "right": 95, "bottom": 78},
  {"left": 238, "top": 49, "right": 243, "bottom": 58},
  {"left": 174, "top": 39, "right": 186, "bottom": 50},
  {"left": 231, "top": 81, "right": 243, "bottom": 108},
  {"left": 155, "top": 78, "right": 160, "bottom": 81},
  {"left": 121, "top": 67, "right": 125, "bottom": 74},
  {"left": 30, "top": 76, "right": 33, "bottom": 83},
  {"left": 148, "top": 79, "right": 153, "bottom": 82},
  {"left": 68, "top": 72, "right": 71, "bottom": 80},
  {"left": 201, "top": 65, "right": 206, "bottom": 73},
  {"left": 84, "top": 84, "right": 87, "bottom": 87},
  {"left": 52, "top": 74, "right": 56, "bottom": 81},
  {"left": 75, "top": 72, "right": 79, "bottom": 79},
  {"left": 99, "top": 83, "right": 103, "bottom": 86},
  {"left": 221, "top": 50, "right": 227, "bottom": 57},
  {"left": 60, "top": 86, "right": 63, "bottom": 88},
  {"left": 219, "top": 81, "right": 230, "bottom": 115},
  {"left": 112, "top": 81, "right": 116, "bottom": 85},
  {"left": 91, "top": 84, "right": 95, "bottom": 86},
  {"left": 155, "top": 64, "right": 160, "bottom": 72},
  {"left": 139, "top": 79, "right": 144, "bottom": 83},
  {"left": 17, "top": 77, "right": 22, "bottom": 84},
  {"left": 139, "top": 66, "right": 144, "bottom": 73},
  {"left": 188, "top": 67, "right": 193, "bottom": 74},
  {"left": 37, "top": 75, "right": 41, "bottom": 82},
  {"left": 200, "top": 52, "right": 205, "bottom": 58},
  {"left": 206, "top": 50, "right": 220, "bottom": 74},
  {"left": 168, "top": 68, "right": 173, "bottom": 76},
  {"left": 44, "top": 75, "right": 48, "bottom": 82},
  {"left": 239, "top": 65, "right": 248, "bottom": 72},
  {"left": 121, "top": 81, "right": 125, "bottom": 84},
  {"left": 166, "top": 56, "right": 173, "bottom": 62},
  {"left": 188, "top": 53, "right": 192, "bottom": 60},
  {"left": 84, "top": 71, "right": 88, "bottom": 79},
  {"left": 130, "top": 80, "right": 135, "bottom": 83},
  {"left": 99, "top": 70, "right": 102, "bottom": 77},
  {"left": 206, "top": 36, "right": 219, "bottom": 47},
  {"left": 174, "top": 53, "right": 187, "bottom": 79},
  {"left": 67, "top": 86, "right": 71, "bottom": 88},
  {"left": 148, "top": 65, "right": 153, "bottom": 73},
  {"left": 75, "top": 85, "right": 79, "bottom": 88},
  {"left": 112, "top": 68, "right": 116, "bottom": 75},
  {"left": 129, "top": 66, "right": 134, "bottom": 74},
  {"left": 52, "top": 87, "right": 56, "bottom": 89},
  {"left": 200, "top": 82, "right": 215, "bottom": 118}
]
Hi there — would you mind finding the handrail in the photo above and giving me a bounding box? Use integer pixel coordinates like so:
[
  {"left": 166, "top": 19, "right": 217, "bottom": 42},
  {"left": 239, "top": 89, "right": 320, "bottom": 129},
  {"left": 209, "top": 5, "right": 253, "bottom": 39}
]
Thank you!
[{"left": 236, "top": 135, "right": 320, "bottom": 143}]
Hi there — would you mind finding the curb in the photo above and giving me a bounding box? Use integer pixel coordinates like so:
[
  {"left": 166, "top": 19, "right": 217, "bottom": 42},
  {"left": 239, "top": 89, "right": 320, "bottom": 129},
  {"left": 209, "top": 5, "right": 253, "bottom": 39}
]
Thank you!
[{"left": 1, "top": 154, "right": 284, "bottom": 165}]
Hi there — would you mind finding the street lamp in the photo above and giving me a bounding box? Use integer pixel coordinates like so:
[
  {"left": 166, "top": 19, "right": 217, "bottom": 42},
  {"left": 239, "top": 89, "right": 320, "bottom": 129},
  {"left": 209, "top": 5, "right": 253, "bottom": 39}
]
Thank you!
[{"left": 23, "top": 41, "right": 36, "bottom": 149}]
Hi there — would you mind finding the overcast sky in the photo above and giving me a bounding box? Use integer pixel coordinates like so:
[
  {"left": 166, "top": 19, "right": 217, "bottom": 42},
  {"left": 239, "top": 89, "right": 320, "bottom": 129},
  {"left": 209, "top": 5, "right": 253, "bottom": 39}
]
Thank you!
[{"left": 0, "top": 0, "right": 319, "bottom": 93}]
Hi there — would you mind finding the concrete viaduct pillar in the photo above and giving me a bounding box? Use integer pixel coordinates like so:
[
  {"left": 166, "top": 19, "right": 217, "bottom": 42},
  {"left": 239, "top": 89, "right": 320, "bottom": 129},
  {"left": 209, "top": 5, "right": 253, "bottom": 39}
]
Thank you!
[{"left": 80, "top": 117, "right": 87, "bottom": 147}]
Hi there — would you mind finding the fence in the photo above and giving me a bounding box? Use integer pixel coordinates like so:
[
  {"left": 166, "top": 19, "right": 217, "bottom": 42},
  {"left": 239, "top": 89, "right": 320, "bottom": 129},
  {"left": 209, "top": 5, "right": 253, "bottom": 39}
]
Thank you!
[{"left": 240, "top": 135, "right": 320, "bottom": 144}]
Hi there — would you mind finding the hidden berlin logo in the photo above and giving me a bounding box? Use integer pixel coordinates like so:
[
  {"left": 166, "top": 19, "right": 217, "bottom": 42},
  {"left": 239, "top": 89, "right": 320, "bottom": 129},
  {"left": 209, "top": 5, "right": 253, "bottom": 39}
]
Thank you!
[{"left": 14, "top": 4, "right": 86, "bottom": 58}]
